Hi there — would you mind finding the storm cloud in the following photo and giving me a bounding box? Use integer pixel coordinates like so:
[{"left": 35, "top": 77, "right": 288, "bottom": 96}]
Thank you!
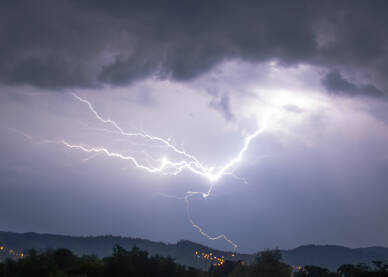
[
  {"left": 0, "top": 0, "right": 387, "bottom": 98},
  {"left": 321, "top": 70, "right": 384, "bottom": 97}
]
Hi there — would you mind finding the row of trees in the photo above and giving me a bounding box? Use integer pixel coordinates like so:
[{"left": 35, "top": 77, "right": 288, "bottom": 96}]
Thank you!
[
  {"left": 0, "top": 246, "right": 203, "bottom": 277},
  {"left": 1, "top": 246, "right": 388, "bottom": 277},
  {"left": 210, "top": 250, "right": 388, "bottom": 277}
]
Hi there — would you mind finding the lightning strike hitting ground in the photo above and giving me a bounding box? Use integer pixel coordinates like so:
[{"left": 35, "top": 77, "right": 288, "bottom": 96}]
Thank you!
[
  {"left": 184, "top": 192, "right": 238, "bottom": 250},
  {"left": 60, "top": 94, "right": 262, "bottom": 251}
]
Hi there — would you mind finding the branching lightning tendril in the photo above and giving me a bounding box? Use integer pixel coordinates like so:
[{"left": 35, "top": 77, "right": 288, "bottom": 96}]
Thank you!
[{"left": 60, "top": 94, "right": 262, "bottom": 251}]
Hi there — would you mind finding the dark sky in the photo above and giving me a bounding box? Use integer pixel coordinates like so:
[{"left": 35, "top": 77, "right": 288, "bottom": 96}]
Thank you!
[{"left": 1, "top": 0, "right": 388, "bottom": 253}]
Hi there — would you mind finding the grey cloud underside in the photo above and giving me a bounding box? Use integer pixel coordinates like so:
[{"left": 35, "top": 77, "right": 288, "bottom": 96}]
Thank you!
[
  {"left": 1, "top": 0, "right": 388, "bottom": 97},
  {"left": 209, "top": 94, "right": 234, "bottom": 121},
  {"left": 321, "top": 71, "right": 384, "bottom": 97}
]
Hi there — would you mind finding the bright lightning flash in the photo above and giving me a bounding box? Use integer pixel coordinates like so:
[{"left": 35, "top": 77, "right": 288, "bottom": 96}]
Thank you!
[{"left": 60, "top": 94, "right": 262, "bottom": 251}]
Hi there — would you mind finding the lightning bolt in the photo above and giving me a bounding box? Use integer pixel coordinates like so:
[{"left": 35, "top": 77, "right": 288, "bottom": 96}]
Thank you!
[
  {"left": 184, "top": 192, "right": 238, "bottom": 250},
  {"left": 59, "top": 94, "right": 262, "bottom": 251},
  {"left": 70, "top": 93, "right": 261, "bottom": 183}
]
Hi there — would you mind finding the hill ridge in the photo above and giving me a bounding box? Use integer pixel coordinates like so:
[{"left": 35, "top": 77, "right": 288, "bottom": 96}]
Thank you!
[{"left": 1, "top": 231, "right": 388, "bottom": 271}]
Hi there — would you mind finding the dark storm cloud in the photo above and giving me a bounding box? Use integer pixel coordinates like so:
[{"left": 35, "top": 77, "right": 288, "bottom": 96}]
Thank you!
[
  {"left": 1, "top": 0, "right": 388, "bottom": 97},
  {"left": 321, "top": 70, "right": 384, "bottom": 97}
]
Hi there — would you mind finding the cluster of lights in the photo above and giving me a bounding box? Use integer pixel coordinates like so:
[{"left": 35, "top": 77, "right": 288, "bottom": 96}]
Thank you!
[
  {"left": 194, "top": 251, "right": 226, "bottom": 267},
  {"left": 0, "top": 244, "right": 24, "bottom": 259},
  {"left": 293, "top": 265, "right": 306, "bottom": 273}
]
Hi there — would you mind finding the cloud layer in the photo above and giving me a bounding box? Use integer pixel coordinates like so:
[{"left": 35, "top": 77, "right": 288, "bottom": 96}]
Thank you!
[{"left": 1, "top": 0, "right": 387, "bottom": 98}]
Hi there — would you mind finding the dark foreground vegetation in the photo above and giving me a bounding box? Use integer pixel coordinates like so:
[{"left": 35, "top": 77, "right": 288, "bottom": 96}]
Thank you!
[{"left": 1, "top": 246, "right": 388, "bottom": 277}]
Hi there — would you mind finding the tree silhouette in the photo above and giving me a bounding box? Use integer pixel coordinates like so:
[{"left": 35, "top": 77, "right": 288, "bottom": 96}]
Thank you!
[
  {"left": 1, "top": 245, "right": 388, "bottom": 277},
  {"left": 251, "top": 249, "right": 291, "bottom": 277}
]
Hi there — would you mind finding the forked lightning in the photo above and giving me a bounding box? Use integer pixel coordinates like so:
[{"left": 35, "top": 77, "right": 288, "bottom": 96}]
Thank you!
[{"left": 61, "top": 94, "right": 262, "bottom": 251}]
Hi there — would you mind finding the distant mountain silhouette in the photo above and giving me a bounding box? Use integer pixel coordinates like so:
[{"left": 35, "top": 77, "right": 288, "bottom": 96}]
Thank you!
[
  {"left": 282, "top": 244, "right": 388, "bottom": 271},
  {"left": 1, "top": 231, "right": 388, "bottom": 271},
  {"left": 0, "top": 231, "right": 244, "bottom": 269}
]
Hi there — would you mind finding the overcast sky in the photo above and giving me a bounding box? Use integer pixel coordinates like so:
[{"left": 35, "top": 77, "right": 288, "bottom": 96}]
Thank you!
[{"left": 1, "top": 0, "right": 388, "bottom": 253}]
